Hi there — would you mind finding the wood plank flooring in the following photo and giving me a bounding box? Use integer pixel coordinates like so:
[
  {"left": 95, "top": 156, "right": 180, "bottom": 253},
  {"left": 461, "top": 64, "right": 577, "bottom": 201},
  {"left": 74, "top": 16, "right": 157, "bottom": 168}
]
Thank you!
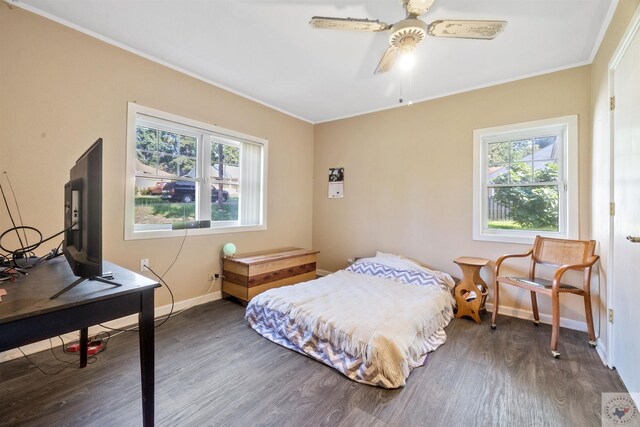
[{"left": 0, "top": 299, "right": 627, "bottom": 426}]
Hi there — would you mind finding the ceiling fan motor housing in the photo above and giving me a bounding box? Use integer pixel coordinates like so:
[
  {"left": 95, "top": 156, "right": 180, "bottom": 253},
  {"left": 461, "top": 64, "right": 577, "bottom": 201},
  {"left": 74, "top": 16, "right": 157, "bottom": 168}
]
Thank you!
[{"left": 389, "top": 18, "right": 427, "bottom": 52}]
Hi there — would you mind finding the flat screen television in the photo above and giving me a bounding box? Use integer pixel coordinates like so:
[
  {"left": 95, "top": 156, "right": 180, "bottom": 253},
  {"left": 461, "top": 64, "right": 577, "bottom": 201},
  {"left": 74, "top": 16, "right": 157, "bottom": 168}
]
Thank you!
[
  {"left": 51, "top": 138, "right": 119, "bottom": 299},
  {"left": 64, "top": 138, "right": 103, "bottom": 277}
]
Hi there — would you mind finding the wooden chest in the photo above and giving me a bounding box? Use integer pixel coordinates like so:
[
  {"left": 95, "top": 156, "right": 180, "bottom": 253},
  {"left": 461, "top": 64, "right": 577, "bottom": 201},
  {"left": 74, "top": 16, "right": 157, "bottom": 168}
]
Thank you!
[{"left": 222, "top": 247, "right": 319, "bottom": 303}]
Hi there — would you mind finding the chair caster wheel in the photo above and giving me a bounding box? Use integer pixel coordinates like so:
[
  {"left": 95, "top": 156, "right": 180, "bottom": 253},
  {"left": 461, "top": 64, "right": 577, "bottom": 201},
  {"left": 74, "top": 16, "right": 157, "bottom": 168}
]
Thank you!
[
  {"left": 490, "top": 324, "right": 496, "bottom": 330},
  {"left": 533, "top": 320, "right": 540, "bottom": 326},
  {"left": 588, "top": 340, "right": 597, "bottom": 348},
  {"left": 551, "top": 350, "right": 560, "bottom": 359}
]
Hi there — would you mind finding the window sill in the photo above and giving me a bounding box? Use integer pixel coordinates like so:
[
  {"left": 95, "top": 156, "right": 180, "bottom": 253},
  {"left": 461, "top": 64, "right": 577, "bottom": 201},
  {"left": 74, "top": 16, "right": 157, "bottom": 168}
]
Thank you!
[
  {"left": 124, "top": 223, "right": 267, "bottom": 241},
  {"left": 473, "top": 229, "right": 574, "bottom": 245}
]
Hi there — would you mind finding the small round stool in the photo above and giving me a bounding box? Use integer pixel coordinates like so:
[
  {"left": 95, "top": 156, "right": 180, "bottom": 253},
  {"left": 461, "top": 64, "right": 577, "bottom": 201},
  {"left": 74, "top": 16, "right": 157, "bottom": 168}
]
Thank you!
[{"left": 453, "top": 257, "right": 490, "bottom": 323}]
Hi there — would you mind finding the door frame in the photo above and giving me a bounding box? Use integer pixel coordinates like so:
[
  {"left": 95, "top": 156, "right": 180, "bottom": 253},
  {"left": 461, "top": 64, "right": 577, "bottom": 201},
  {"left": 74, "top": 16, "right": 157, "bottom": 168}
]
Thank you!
[{"left": 607, "top": 4, "right": 640, "bottom": 369}]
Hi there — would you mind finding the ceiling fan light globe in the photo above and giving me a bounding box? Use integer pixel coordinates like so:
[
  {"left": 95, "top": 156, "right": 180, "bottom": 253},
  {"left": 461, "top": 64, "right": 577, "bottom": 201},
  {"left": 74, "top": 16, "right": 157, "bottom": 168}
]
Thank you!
[{"left": 398, "top": 50, "right": 416, "bottom": 71}]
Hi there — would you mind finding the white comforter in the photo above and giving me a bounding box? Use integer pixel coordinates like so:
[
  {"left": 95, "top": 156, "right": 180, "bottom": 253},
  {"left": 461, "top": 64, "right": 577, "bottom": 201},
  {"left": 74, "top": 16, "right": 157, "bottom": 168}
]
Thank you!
[{"left": 247, "top": 268, "right": 454, "bottom": 388}]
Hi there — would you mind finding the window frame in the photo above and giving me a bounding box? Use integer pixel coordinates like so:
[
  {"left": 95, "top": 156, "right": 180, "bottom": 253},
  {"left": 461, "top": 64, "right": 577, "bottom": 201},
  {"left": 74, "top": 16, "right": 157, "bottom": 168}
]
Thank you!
[
  {"left": 472, "top": 115, "right": 579, "bottom": 244},
  {"left": 124, "top": 103, "right": 268, "bottom": 240}
]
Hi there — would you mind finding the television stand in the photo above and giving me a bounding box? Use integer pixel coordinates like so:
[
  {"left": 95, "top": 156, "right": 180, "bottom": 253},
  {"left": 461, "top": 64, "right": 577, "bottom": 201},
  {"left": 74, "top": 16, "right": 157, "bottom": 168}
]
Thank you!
[{"left": 50, "top": 272, "right": 122, "bottom": 299}]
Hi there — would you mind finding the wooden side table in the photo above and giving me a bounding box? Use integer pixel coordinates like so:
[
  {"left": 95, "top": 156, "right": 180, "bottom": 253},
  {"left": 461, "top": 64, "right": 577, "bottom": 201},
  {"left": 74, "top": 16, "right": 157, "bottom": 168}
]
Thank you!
[{"left": 453, "top": 257, "right": 490, "bottom": 324}]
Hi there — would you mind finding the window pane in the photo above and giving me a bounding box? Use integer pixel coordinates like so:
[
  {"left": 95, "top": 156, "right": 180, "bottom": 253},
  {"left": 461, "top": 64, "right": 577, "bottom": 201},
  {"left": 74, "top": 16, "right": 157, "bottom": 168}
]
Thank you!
[
  {"left": 136, "top": 151, "right": 157, "bottom": 175},
  {"left": 158, "top": 153, "right": 179, "bottom": 176},
  {"left": 210, "top": 142, "right": 240, "bottom": 181},
  {"left": 179, "top": 135, "right": 197, "bottom": 157},
  {"left": 510, "top": 162, "right": 533, "bottom": 184},
  {"left": 488, "top": 141, "right": 509, "bottom": 166},
  {"left": 488, "top": 165, "right": 509, "bottom": 185},
  {"left": 225, "top": 145, "right": 240, "bottom": 167},
  {"left": 211, "top": 142, "right": 240, "bottom": 166},
  {"left": 511, "top": 139, "right": 533, "bottom": 162},
  {"left": 534, "top": 160, "right": 558, "bottom": 183},
  {"left": 159, "top": 131, "right": 179, "bottom": 154},
  {"left": 211, "top": 183, "right": 239, "bottom": 222},
  {"left": 488, "top": 185, "right": 559, "bottom": 231},
  {"left": 134, "top": 178, "right": 196, "bottom": 227},
  {"left": 136, "top": 126, "right": 158, "bottom": 152},
  {"left": 177, "top": 156, "right": 196, "bottom": 177},
  {"left": 211, "top": 142, "right": 224, "bottom": 165},
  {"left": 486, "top": 187, "right": 511, "bottom": 227},
  {"left": 533, "top": 136, "right": 557, "bottom": 160}
]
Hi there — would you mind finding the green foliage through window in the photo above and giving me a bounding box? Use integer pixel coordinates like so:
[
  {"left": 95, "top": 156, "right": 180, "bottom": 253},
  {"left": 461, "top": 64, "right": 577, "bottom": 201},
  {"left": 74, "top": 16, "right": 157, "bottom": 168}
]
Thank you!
[{"left": 488, "top": 137, "right": 560, "bottom": 231}]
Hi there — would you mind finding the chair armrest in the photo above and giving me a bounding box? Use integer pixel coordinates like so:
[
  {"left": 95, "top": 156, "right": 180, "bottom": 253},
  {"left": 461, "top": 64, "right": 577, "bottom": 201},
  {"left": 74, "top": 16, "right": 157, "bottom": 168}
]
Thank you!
[
  {"left": 495, "top": 248, "right": 533, "bottom": 277},
  {"left": 551, "top": 255, "right": 600, "bottom": 292}
]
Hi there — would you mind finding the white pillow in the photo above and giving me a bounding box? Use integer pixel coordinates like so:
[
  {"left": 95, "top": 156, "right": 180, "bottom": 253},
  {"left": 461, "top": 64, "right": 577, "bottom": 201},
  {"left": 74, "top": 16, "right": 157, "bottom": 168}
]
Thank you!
[
  {"left": 359, "top": 253, "right": 455, "bottom": 289},
  {"left": 375, "top": 251, "right": 403, "bottom": 260}
]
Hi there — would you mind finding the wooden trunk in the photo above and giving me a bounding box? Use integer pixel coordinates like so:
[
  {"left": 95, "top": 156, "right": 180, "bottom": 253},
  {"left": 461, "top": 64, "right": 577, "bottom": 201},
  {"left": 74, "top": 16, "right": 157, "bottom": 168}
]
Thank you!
[{"left": 222, "top": 247, "right": 319, "bottom": 303}]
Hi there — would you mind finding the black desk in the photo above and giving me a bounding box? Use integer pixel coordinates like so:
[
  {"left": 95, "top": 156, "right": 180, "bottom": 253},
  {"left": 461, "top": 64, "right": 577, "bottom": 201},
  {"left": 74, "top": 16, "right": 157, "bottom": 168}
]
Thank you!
[{"left": 0, "top": 257, "right": 160, "bottom": 426}]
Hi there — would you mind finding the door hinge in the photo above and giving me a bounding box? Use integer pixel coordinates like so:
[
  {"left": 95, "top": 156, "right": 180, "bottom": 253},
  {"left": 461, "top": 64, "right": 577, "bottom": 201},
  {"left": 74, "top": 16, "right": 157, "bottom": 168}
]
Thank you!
[
  {"left": 610, "top": 96, "right": 616, "bottom": 111},
  {"left": 610, "top": 202, "right": 615, "bottom": 216},
  {"left": 609, "top": 308, "right": 614, "bottom": 323}
]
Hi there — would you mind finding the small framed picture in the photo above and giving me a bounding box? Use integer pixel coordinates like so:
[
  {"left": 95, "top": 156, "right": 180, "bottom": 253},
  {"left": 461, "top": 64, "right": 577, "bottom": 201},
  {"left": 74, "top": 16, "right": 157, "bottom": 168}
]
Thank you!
[{"left": 328, "top": 167, "right": 344, "bottom": 198}]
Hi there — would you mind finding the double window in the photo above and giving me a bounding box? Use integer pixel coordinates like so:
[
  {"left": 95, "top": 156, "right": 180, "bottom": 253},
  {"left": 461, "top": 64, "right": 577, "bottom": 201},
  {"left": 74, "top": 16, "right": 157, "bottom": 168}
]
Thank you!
[
  {"left": 125, "top": 103, "right": 267, "bottom": 239},
  {"left": 473, "top": 115, "right": 578, "bottom": 244}
]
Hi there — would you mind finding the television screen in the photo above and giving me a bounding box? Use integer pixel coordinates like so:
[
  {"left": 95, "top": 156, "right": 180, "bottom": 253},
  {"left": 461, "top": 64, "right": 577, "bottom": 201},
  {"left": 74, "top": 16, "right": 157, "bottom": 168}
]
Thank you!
[{"left": 63, "top": 138, "right": 102, "bottom": 278}]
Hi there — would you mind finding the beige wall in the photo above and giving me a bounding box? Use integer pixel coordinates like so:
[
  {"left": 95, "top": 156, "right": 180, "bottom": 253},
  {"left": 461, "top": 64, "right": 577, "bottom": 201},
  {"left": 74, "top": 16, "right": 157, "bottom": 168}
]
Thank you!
[
  {"left": 0, "top": 6, "right": 314, "bottom": 307},
  {"left": 313, "top": 66, "right": 593, "bottom": 325},
  {"left": 590, "top": 0, "right": 640, "bottom": 358},
  {"left": 2, "top": 0, "right": 637, "bottom": 346}
]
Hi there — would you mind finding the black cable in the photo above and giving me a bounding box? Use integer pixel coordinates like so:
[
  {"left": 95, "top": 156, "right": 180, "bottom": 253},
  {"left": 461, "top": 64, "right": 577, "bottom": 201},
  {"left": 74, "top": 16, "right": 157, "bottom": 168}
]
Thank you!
[
  {"left": 3, "top": 172, "right": 29, "bottom": 247},
  {"left": 0, "top": 181, "right": 27, "bottom": 257},
  {"left": 100, "top": 265, "right": 176, "bottom": 332},
  {"left": 99, "top": 230, "right": 186, "bottom": 331},
  {"left": 161, "top": 229, "right": 188, "bottom": 277},
  {"left": 97, "top": 323, "right": 137, "bottom": 333},
  {"left": 48, "top": 338, "right": 77, "bottom": 366},
  {"left": 146, "top": 265, "right": 175, "bottom": 327},
  {"left": 0, "top": 224, "right": 73, "bottom": 268},
  {"left": 17, "top": 347, "right": 73, "bottom": 376}
]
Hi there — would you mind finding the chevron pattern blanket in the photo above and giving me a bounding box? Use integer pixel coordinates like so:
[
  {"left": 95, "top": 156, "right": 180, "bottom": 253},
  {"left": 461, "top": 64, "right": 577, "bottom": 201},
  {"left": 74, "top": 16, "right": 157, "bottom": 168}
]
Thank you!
[
  {"left": 246, "top": 266, "right": 454, "bottom": 388},
  {"left": 345, "top": 261, "right": 450, "bottom": 292}
]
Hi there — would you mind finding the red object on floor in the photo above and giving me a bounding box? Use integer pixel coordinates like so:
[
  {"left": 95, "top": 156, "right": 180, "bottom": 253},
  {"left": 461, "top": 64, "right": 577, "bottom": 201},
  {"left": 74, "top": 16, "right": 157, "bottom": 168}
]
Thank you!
[
  {"left": 87, "top": 341, "right": 104, "bottom": 356},
  {"left": 0, "top": 288, "right": 7, "bottom": 301},
  {"left": 66, "top": 340, "right": 104, "bottom": 355}
]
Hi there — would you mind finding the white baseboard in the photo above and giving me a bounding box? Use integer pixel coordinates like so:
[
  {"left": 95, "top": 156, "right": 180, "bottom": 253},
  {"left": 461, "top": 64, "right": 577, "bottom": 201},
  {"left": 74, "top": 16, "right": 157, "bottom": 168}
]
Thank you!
[
  {"left": 0, "top": 291, "right": 222, "bottom": 364},
  {"left": 485, "top": 302, "right": 588, "bottom": 332},
  {"left": 316, "top": 269, "right": 332, "bottom": 277},
  {"left": 596, "top": 339, "right": 609, "bottom": 367}
]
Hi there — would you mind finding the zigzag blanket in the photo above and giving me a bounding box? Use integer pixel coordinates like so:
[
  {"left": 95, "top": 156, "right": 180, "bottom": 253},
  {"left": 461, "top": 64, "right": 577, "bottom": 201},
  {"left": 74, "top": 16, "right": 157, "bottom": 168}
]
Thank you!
[
  {"left": 246, "top": 269, "right": 454, "bottom": 388},
  {"left": 345, "top": 261, "right": 451, "bottom": 292}
]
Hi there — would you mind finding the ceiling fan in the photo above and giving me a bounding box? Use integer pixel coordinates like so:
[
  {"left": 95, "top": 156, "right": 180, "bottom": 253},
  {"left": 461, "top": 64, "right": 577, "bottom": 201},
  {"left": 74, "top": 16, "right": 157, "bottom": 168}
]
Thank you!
[{"left": 309, "top": 0, "right": 507, "bottom": 74}]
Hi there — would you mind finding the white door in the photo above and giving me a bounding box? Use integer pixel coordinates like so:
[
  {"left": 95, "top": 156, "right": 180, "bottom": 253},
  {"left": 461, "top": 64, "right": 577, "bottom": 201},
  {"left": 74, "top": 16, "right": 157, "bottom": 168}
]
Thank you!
[{"left": 612, "top": 14, "right": 640, "bottom": 394}]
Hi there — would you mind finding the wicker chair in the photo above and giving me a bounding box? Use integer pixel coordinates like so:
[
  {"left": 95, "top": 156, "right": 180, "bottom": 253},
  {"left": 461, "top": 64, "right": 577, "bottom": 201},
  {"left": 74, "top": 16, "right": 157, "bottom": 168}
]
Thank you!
[{"left": 491, "top": 236, "right": 599, "bottom": 358}]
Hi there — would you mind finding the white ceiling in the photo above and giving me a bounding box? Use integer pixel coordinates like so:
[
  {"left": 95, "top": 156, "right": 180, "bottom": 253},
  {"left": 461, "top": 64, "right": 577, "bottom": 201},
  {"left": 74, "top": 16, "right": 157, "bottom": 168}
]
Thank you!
[{"left": 13, "top": 0, "right": 616, "bottom": 123}]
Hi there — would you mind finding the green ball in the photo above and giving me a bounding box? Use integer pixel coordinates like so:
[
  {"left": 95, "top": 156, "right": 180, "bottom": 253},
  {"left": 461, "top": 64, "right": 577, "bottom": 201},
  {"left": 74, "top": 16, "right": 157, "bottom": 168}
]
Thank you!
[{"left": 223, "top": 243, "right": 237, "bottom": 257}]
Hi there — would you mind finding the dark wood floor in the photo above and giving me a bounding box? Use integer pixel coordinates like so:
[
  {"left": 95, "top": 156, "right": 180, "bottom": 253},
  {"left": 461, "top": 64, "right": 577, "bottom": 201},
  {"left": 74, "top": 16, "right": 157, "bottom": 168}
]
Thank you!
[{"left": 0, "top": 299, "right": 627, "bottom": 426}]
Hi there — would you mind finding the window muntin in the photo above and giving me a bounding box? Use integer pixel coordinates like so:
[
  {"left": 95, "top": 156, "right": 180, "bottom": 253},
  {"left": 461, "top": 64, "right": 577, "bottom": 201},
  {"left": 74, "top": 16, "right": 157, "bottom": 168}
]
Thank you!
[
  {"left": 473, "top": 116, "right": 578, "bottom": 244},
  {"left": 125, "top": 104, "right": 267, "bottom": 239}
]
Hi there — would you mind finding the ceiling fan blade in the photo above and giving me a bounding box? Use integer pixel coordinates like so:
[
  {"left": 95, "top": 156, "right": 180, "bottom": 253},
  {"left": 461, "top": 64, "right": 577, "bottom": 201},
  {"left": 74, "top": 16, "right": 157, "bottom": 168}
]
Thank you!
[
  {"left": 427, "top": 20, "right": 507, "bottom": 40},
  {"left": 405, "top": 0, "right": 436, "bottom": 17},
  {"left": 375, "top": 46, "right": 398, "bottom": 74},
  {"left": 309, "top": 16, "right": 391, "bottom": 32}
]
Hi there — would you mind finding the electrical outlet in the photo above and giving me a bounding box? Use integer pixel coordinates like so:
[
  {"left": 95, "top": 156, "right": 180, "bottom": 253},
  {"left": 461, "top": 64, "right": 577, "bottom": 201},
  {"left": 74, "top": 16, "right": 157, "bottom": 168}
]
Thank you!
[
  {"left": 140, "top": 259, "right": 150, "bottom": 272},
  {"left": 208, "top": 272, "right": 220, "bottom": 281}
]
